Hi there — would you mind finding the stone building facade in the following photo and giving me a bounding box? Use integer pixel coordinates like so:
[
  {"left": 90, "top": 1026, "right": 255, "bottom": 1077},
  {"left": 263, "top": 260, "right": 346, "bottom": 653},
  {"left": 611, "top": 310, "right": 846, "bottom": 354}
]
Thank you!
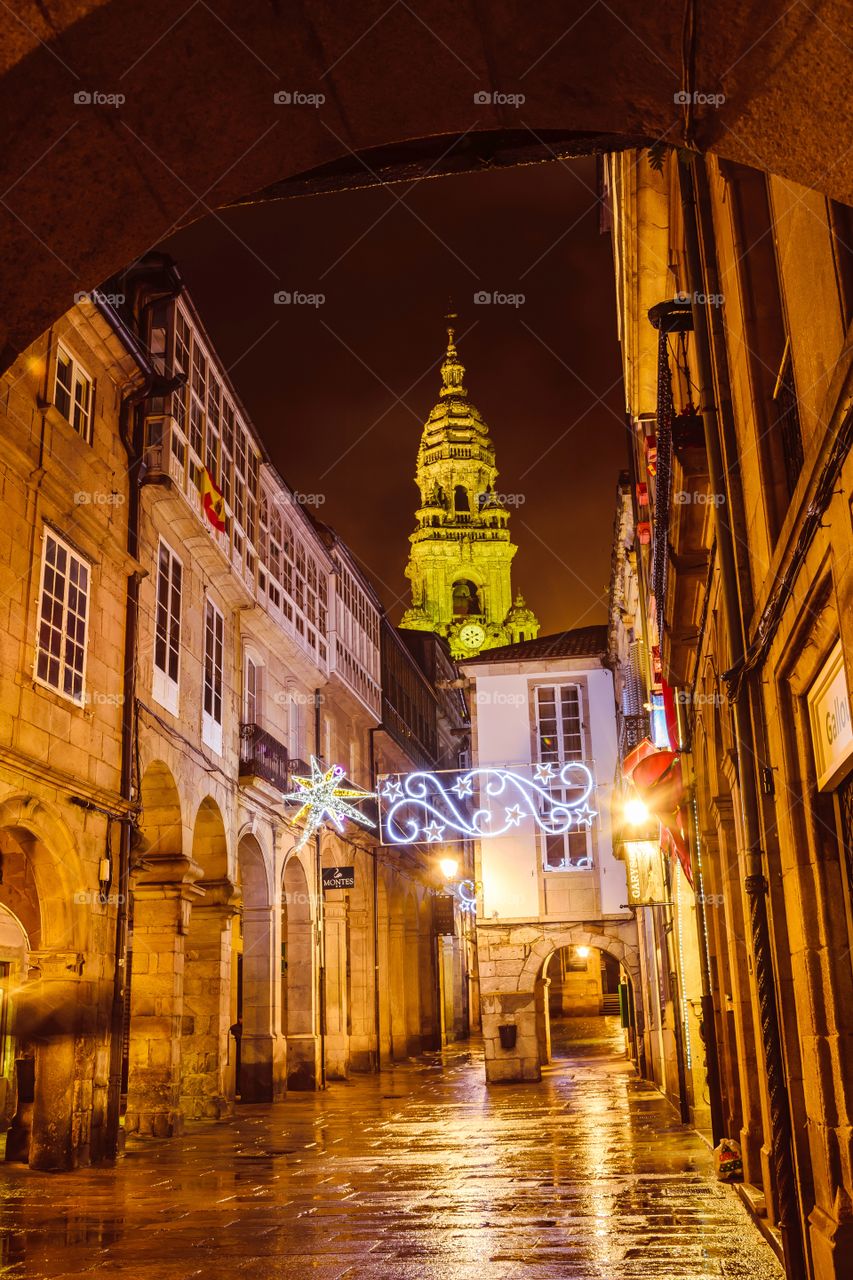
[
  {"left": 0, "top": 291, "right": 145, "bottom": 1168},
  {"left": 0, "top": 259, "right": 472, "bottom": 1168},
  {"left": 605, "top": 147, "right": 853, "bottom": 1280}
]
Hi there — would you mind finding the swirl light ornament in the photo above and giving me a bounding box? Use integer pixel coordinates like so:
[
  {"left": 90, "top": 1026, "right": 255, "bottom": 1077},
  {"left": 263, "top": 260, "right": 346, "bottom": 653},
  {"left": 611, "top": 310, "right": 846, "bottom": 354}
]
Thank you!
[
  {"left": 379, "top": 762, "right": 597, "bottom": 846},
  {"left": 283, "top": 757, "right": 376, "bottom": 852}
]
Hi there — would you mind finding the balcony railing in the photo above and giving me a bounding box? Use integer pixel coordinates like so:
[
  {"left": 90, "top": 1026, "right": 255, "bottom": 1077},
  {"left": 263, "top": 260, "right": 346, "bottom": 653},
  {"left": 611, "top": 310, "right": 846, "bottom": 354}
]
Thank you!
[{"left": 239, "top": 724, "right": 289, "bottom": 791}]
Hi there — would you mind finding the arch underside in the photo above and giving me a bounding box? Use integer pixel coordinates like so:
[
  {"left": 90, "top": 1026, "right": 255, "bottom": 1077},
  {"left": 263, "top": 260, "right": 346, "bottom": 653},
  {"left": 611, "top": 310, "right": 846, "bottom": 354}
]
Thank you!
[{"left": 1, "top": 2, "right": 851, "bottom": 365}]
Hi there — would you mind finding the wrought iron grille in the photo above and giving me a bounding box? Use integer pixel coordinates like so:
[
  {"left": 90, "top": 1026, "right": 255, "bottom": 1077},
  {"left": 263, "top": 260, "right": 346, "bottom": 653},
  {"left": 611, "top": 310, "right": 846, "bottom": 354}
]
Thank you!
[{"left": 239, "top": 723, "right": 289, "bottom": 790}]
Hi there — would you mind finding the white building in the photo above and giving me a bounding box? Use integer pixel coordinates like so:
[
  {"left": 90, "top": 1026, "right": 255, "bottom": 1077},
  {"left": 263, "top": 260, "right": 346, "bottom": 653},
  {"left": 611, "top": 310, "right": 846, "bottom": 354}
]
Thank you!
[{"left": 459, "top": 627, "right": 639, "bottom": 1082}]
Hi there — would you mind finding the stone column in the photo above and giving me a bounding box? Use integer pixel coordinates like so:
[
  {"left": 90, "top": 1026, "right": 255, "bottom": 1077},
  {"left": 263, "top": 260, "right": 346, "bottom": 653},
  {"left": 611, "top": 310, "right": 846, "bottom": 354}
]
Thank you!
[
  {"left": 323, "top": 900, "right": 349, "bottom": 1079},
  {"left": 241, "top": 903, "right": 286, "bottom": 1101},
  {"left": 389, "top": 919, "right": 407, "bottom": 1059},
  {"left": 440, "top": 936, "right": 455, "bottom": 1045},
  {"left": 404, "top": 921, "right": 422, "bottom": 1056},
  {"left": 347, "top": 905, "right": 376, "bottom": 1071},
  {"left": 535, "top": 976, "right": 552, "bottom": 1065},
  {"left": 286, "top": 911, "right": 319, "bottom": 1091},
  {"left": 125, "top": 880, "right": 201, "bottom": 1137},
  {"left": 19, "top": 951, "right": 102, "bottom": 1171}
]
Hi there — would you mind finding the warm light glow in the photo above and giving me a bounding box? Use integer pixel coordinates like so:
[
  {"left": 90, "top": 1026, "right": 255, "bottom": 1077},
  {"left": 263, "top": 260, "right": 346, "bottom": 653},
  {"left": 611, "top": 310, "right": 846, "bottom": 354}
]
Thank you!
[
  {"left": 439, "top": 857, "right": 459, "bottom": 880},
  {"left": 623, "top": 797, "right": 650, "bottom": 826},
  {"left": 26, "top": 355, "right": 45, "bottom": 377},
  {"left": 575, "top": 945, "right": 591, "bottom": 958}
]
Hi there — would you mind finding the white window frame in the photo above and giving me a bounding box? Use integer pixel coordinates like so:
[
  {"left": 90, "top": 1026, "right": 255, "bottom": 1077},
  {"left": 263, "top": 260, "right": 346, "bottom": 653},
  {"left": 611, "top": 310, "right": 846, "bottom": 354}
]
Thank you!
[
  {"left": 152, "top": 540, "right": 182, "bottom": 715},
  {"left": 243, "top": 651, "right": 262, "bottom": 725},
  {"left": 534, "top": 683, "right": 584, "bottom": 763},
  {"left": 202, "top": 598, "right": 225, "bottom": 755},
  {"left": 53, "top": 344, "right": 94, "bottom": 444},
  {"left": 34, "top": 528, "right": 90, "bottom": 705}
]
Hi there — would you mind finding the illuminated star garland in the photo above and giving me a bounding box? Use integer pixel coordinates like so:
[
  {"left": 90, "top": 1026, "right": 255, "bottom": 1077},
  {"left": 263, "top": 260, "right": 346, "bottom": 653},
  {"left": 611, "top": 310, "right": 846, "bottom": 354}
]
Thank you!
[
  {"left": 379, "top": 762, "right": 597, "bottom": 845},
  {"left": 283, "top": 756, "right": 376, "bottom": 852}
]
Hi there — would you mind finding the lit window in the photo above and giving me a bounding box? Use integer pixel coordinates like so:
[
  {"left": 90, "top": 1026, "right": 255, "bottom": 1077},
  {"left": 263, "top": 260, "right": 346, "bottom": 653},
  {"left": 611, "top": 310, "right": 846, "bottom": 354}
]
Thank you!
[
  {"left": 202, "top": 598, "right": 224, "bottom": 754},
  {"left": 54, "top": 345, "right": 94, "bottom": 444},
  {"left": 35, "top": 529, "right": 90, "bottom": 703},
  {"left": 153, "top": 541, "right": 182, "bottom": 715}
]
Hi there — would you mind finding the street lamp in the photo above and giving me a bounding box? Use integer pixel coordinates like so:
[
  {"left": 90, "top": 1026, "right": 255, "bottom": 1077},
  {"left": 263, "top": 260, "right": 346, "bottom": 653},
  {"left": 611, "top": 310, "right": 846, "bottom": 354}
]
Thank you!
[
  {"left": 439, "top": 856, "right": 459, "bottom": 881},
  {"left": 575, "top": 945, "right": 591, "bottom": 958},
  {"left": 623, "top": 796, "right": 650, "bottom": 826}
]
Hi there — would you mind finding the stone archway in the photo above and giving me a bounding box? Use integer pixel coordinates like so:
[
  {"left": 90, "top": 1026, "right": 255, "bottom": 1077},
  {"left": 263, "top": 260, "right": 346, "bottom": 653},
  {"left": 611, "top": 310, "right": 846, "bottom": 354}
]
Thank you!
[
  {"left": 181, "top": 795, "right": 234, "bottom": 1118},
  {"left": 478, "top": 918, "right": 639, "bottom": 1083},
  {"left": 1, "top": 3, "right": 852, "bottom": 367},
  {"left": 0, "top": 797, "right": 92, "bottom": 1170}
]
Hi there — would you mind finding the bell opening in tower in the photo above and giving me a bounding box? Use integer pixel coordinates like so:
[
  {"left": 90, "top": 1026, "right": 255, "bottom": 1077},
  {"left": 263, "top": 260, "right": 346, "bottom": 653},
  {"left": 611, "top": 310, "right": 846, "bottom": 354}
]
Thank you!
[{"left": 453, "top": 580, "right": 481, "bottom": 617}]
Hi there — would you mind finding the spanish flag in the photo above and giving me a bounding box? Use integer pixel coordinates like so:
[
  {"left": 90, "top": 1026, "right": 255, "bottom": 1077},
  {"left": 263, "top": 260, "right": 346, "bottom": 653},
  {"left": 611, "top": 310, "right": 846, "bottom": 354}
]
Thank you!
[{"left": 201, "top": 467, "right": 227, "bottom": 533}]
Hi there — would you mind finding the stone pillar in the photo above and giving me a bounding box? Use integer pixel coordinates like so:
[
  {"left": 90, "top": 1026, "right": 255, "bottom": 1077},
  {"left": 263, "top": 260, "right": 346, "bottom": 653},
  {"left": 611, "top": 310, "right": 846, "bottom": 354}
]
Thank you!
[
  {"left": 440, "top": 936, "right": 455, "bottom": 1044},
  {"left": 535, "top": 976, "right": 552, "bottom": 1065},
  {"left": 389, "top": 919, "right": 407, "bottom": 1059},
  {"left": 323, "top": 900, "right": 349, "bottom": 1079},
  {"left": 180, "top": 881, "right": 238, "bottom": 1119},
  {"left": 377, "top": 909, "right": 392, "bottom": 1064},
  {"left": 240, "top": 904, "right": 286, "bottom": 1102},
  {"left": 404, "top": 921, "right": 422, "bottom": 1056},
  {"left": 19, "top": 951, "right": 101, "bottom": 1171},
  {"left": 347, "top": 905, "right": 376, "bottom": 1071},
  {"left": 125, "top": 881, "right": 200, "bottom": 1137},
  {"left": 286, "top": 911, "right": 319, "bottom": 1090}
]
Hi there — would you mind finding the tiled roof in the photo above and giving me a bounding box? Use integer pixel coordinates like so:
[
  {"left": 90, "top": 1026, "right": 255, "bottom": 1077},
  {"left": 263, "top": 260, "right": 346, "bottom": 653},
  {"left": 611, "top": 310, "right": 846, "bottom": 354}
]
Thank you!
[{"left": 462, "top": 625, "right": 609, "bottom": 664}]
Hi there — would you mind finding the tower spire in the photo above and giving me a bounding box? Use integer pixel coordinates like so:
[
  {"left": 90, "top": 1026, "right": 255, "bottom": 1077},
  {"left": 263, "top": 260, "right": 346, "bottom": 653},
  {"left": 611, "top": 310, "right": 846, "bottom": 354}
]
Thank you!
[{"left": 440, "top": 301, "right": 466, "bottom": 398}]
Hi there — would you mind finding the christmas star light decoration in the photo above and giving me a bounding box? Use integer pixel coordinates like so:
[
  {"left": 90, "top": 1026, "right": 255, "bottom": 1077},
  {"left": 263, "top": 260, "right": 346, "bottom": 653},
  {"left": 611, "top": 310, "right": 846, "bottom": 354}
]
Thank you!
[
  {"left": 451, "top": 774, "right": 474, "bottom": 798},
  {"left": 504, "top": 804, "right": 525, "bottom": 826},
  {"left": 283, "top": 757, "right": 376, "bottom": 852},
  {"left": 533, "top": 761, "right": 555, "bottom": 783},
  {"left": 381, "top": 776, "right": 403, "bottom": 802}
]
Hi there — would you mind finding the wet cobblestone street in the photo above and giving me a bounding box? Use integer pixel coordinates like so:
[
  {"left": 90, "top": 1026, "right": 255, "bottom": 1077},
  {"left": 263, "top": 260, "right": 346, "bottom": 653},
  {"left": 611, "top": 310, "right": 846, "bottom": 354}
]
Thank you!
[{"left": 0, "top": 1018, "right": 782, "bottom": 1280}]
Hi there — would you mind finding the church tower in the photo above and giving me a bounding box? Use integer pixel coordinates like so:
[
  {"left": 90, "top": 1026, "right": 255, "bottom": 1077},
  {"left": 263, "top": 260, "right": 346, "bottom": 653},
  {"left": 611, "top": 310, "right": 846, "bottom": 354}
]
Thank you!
[{"left": 399, "top": 315, "right": 540, "bottom": 658}]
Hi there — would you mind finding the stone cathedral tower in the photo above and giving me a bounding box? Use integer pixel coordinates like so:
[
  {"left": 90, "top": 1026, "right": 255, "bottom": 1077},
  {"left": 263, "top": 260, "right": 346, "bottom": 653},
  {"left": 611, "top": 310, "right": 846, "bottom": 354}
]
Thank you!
[{"left": 399, "top": 316, "right": 539, "bottom": 658}]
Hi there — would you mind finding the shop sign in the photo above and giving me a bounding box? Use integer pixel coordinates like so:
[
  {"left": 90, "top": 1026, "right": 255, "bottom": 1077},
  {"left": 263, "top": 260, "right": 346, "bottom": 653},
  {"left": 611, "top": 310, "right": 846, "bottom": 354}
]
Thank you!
[
  {"left": 623, "top": 839, "right": 666, "bottom": 906},
  {"left": 322, "top": 866, "right": 355, "bottom": 890},
  {"left": 808, "top": 642, "right": 853, "bottom": 790}
]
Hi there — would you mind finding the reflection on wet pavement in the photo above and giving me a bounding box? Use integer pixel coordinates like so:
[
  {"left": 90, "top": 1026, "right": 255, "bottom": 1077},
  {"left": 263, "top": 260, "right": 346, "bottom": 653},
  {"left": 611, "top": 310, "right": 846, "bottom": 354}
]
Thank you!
[{"left": 0, "top": 1017, "right": 782, "bottom": 1279}]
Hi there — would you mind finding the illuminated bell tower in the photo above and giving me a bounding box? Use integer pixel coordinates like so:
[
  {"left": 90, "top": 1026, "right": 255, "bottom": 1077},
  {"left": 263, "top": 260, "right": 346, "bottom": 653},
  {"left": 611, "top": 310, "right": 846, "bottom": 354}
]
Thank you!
[{"left": 400, "top": 315, "right": 539, "bottom": 658}]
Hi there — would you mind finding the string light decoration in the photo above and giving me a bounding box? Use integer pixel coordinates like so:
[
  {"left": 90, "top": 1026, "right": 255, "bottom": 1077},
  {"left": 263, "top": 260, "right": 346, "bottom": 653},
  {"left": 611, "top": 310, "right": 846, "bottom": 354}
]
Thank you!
[
  {"left": 379, "top": 762, "right": 597, "bottom": 846},
  {"left": 283, "top": 757, "right": 376, "bottom": 852}
]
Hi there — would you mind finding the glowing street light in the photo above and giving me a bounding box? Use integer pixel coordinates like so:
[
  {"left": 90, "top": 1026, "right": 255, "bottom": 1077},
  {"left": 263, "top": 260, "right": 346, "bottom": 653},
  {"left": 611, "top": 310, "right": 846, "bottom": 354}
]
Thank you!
[
  {"left": 623, "top": 796, "right": 650, "bottom": 826},
  {"left": 575, "top": 945, "right": 591, "bottom": 958},
  {"left": 439, "top": 857, "right": 459, "bottom": 880}
]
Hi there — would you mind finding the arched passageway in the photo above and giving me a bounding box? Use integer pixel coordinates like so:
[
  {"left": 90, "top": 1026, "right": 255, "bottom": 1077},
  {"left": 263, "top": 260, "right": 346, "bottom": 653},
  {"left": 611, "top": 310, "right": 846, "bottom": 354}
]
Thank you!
[
  {"left": 1, "top": 2, "right": 851, "bottom": 367},
  {"left": 538, "top": 944, "right": 636, "bottom": 1071},
  {"left": 233, "top": 830, "right": 280, "bottom": 1102},
  {"left": 0, "top": 800, "right": 92, "bottom": 1171}
]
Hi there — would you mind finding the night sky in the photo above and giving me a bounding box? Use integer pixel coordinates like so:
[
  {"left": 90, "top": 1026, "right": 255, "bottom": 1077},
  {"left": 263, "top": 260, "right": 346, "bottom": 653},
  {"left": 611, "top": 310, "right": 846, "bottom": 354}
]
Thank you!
[{"left": 161, "top": 156, "right": 627, "bottom": 634}]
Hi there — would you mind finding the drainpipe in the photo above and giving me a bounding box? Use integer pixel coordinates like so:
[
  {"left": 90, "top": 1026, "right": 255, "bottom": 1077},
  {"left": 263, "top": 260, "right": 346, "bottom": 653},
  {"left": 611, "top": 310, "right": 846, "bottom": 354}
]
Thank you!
[
  {"left": 368, "top": 726, "right": 381, "bottom": 1071},
  {"left": 678, "top": 156, "right": 806, "bottom": 1280}
]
